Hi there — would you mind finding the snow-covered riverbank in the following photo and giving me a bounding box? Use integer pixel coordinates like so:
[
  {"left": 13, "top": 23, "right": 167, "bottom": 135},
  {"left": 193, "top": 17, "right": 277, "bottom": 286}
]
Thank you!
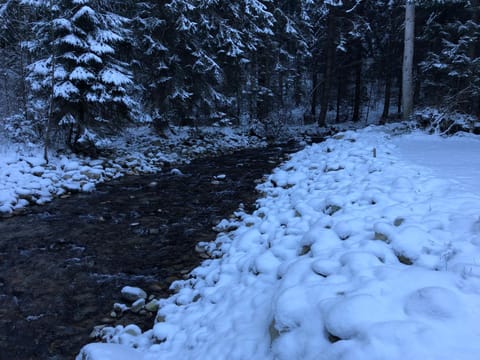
[
  {"left": 79, "top": 124, "right": 480, "bottom": 360},
  {"left": 0, "top": 126, "right": 268, "bottom": 216}
]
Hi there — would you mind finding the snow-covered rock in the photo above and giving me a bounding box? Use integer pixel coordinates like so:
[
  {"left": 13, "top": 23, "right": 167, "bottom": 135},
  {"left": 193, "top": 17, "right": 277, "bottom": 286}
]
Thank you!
[
  {"left": 79, "top": 125, "right": 480, "bottom": 360},
  {"left": 121, "top": 286, "right": 147, "bottom": 302},
  {"left": 0, "top": 125, "right": 268, "bottom": 216}
]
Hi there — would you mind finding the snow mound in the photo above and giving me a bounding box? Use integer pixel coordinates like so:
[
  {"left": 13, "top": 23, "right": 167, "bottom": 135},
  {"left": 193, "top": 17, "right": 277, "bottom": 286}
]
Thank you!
[{"left": 78, "top": 125, "right": 480, "bottom": 360}]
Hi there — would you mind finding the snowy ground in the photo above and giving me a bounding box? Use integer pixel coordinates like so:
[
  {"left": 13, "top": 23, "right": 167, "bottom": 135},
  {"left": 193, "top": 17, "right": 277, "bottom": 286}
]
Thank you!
[
  {"left": 78, "top": 124, "right": 480, "bottom": 360},
  {"left": 0, "top": 125, "right": 269, "bottom": 216}
]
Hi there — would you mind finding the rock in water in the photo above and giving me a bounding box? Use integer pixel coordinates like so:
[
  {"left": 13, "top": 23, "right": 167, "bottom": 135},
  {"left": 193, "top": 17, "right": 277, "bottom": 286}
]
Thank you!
[
  {"left": 170, "top": 168, "right": 183, "bottom": 176},
  {"left": 131, "top": 298, "right": 146, "bottom": 313},
  {"left": 121, "top": 286, "right": 147, "bottom": 302}
]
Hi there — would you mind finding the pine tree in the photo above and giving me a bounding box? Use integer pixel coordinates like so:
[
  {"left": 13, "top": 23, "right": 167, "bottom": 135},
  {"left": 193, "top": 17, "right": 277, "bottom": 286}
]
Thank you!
[
  {"left": 23, "top": 0, "right": 136, "bottom": 157},
  {"left": 419, "top": 1, "right": 480, "bottom": 114}
]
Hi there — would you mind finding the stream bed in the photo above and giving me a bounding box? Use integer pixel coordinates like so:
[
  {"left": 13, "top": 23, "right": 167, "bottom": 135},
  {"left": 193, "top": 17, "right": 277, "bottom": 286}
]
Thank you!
[{"left": 0, "top": 144, "right": 302, "bottom": 359}]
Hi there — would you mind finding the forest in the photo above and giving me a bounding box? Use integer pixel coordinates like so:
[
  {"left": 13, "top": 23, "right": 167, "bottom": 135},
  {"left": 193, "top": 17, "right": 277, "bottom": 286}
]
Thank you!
[
  {"left": 2, "top": 2, "right": 480, "bottom": 359},
  {"left": 0, "top": 0, "right": 479, "bottom": 153}
]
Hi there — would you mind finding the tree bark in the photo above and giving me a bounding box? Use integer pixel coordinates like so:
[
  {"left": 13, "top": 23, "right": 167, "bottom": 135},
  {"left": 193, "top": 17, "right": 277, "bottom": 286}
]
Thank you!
[
  {"left": 402, "top": 0, "right": 415, "bottom": 120},
  {"left": 381, "top": 69, "right": 392, "bottom": 122},
  {"left": 319, "top": 10, "right": 336, "bottom": 127},
  {"left": 44, "top": 0, "right": 56, "bottom": 164},
  {"left": 335, "top": 74, "right": 342, "bottom": 123},
  {"left": 352, "top": 52, "right": 362, "bottom": 122},
  {"left": 310, "top": 70, "right": 317, "bottom": 119}
]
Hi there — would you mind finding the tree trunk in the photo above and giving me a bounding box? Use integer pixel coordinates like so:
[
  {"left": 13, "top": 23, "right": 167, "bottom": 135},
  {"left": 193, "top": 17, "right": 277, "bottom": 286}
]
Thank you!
[
  {"left": 310, "top": 70, "right": 317, "bottom": 119},
  {"left": 20, "top": 46, "right": 29, "bottom": 120},
  {"left": 402, "top": 0, "right": 415, "bottom": 120},
  {"left": 335, "top": 75, "right": 341, "bottom": 123},
  {"left": 397, "top": 75, "right": 402, "bottom": 115},
  {"left": 278, "top": 71, "right": 284, "bottom": 109},
  {"left": 44, "top": 0, "right": 57, "bottom": 164},
  {"left": 352, "top": 57, "right": 362, "bottom": 122},
  {"left": 319, "top": 10, "right": 336, "bottom": 127},
  {"left": 381, "top": 69, "right": 392, "bottom": 122}
]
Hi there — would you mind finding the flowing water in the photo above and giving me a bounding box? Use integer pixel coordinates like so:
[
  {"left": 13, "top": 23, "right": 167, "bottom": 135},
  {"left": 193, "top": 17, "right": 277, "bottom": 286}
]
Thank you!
[{"left": 0, "top": 144, "right": 303, "bottom": 359}]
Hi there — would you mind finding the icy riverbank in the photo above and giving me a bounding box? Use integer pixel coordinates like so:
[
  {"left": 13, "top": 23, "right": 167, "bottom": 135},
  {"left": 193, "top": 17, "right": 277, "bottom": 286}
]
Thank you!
[
  {"left": 0, "top": 126, "right": 268, "bottom": 216},
  {"left": 79, "top": 124, "right": 480, "bottom": 360}
]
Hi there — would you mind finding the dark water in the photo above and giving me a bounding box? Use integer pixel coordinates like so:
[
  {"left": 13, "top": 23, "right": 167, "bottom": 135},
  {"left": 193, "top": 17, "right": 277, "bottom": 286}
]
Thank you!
[{"left": 0, "top": 144, "right": 301, "bottom": 360}]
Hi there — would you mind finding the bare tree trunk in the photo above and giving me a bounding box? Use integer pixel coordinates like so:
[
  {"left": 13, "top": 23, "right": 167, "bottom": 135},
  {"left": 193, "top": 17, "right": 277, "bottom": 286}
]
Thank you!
[
  {"left": 44, "top": 0, "right": 57, "bottom": 164},
  {"left": 20, "top": 47, "right": 29, "bottom": 120},
  {"left": 397, "top": 75, "right": 402, "bottom": 115},
  {"left": 3, "top": 72, "right": 10, "bottom": 116},
  {"left": 352, "top": 57, "right": 362, "bottom": 122},
  {"left": 381, "top": 70, "right": 392, "bottom": 122},
  {"left": 311, "top": 70, "right": 318, "bottom": 119},
  {"left": 402, "top": 0, "right": 415, "bottom": 120},
  {"left": 335, "top": 74, "right": 341, "bottom": 123},
  {"left": 319, "top": 10, "right": 336, "bottom": 127}
]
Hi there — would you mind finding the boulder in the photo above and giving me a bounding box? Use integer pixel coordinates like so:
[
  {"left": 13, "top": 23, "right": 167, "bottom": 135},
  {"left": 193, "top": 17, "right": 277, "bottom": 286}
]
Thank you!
[{"left": 121, "top": 286, "right": 147, "bottom": 302}]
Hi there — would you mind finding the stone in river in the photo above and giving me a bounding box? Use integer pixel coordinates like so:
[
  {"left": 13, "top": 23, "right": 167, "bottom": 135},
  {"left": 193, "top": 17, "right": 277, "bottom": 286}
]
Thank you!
[
  {"left": 121, "top": 286, "right": 147, "bottom": 302},
  {"left": 131, "top": 298, "right": 146, "bottom": 313}
]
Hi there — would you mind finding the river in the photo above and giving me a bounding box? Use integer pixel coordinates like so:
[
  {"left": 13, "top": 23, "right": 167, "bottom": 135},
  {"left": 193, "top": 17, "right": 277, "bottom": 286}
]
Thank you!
[{"left": 0, "top": 144, "right": 302, "bottom": 359}]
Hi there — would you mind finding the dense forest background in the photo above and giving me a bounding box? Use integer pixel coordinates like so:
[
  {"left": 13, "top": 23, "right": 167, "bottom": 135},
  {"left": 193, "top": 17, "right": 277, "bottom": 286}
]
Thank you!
[{"left": 0, "top": 0, "right": 479, "bottom": 151}]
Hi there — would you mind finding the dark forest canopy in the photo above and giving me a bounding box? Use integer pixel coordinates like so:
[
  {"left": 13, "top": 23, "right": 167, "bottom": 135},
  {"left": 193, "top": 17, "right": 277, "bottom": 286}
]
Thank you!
[{"left": 0, "top": 0, "right": 479, "bottom": 148}]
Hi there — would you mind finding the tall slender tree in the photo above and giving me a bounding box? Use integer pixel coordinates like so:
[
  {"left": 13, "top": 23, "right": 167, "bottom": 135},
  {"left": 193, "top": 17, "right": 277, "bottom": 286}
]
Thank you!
[{"left": 402, "top": 0, "right": 415, "bottom": 120}]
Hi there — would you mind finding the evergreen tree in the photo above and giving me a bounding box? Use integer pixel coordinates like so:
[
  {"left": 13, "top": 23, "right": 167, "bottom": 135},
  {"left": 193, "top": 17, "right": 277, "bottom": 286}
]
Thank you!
[
  {"left": 2, "top": 0, "right": 478, "bottom": 142},
  {"left": 419, "top": 1, "right": 480, "bottom": 114},
  {"left": 23, "top": 0, "right": 136, "bottom": 157}
]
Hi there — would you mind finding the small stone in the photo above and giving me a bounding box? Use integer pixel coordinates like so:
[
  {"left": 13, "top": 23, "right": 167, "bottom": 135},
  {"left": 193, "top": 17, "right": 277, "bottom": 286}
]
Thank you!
[
  {"left": 149, "top": 283, "right": 163, "bottom": 292},
  {"left": 129, "top": 222, "right": 140, "bottom": 227},
  {"left": 170, "top": 168, "right": 183, "bottom": 176},
  {"left": 113, "top": 302, "right": 129, "bottom": 314},
  {"left": 90, "top": 325, "right": 107, "bottom": 339},
  {"left": 121, "top": 286, "right": 147, "bottom": 302},
  {"left": 145, "top": 299, "right": 159, "bottom": 312},
  {"left": 31, "top": 166, "right": 45, "bottom": 177},
  {"left": 100, "top": 317, "right": 116, "bottom": 324},
  {"left": 195, "top": 243, "right": 207, "bottom": 254},
  {"left": 124, "top": 324, "right": 142, "bottom": 336},
  {"left": 131, "top": 298, "right": 146, "bottom": 313},
  {"left": 110, "top": 311, "right": 117, "bottom": 318},
  {"left": 81, "top": 169, "right": 103, "bottom": 180},
  {"left": 214, "top": 174, "right": 226, "bottom": 180},
  {"left": 374, "top": 232, "right": 389, "bottom": 242},
  {"left": 148, "top": 181, "right": 158, "bottom": 188},
  {"left": 82, "top": 182, "right": 96, "bottom": 192}
]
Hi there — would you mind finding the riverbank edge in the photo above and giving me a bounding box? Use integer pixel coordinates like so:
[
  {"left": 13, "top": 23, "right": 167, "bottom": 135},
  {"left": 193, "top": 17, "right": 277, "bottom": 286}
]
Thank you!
[{"left": 1, "top": 125, "right": 314, "bottom": 218}]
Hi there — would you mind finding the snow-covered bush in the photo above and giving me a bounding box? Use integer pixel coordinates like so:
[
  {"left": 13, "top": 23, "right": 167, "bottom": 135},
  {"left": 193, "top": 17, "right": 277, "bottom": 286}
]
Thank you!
[
  {"left": 415, "top": 107, "right": 479, "bottom": 135},
  {"left": 1, "top": 114, "right": 43, "bottom": 144}
]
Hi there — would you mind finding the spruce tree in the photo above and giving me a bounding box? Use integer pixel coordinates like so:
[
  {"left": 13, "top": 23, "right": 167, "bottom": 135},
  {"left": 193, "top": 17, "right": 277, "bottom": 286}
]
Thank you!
[{"left": 23, "top": 0, "right": 135, "bottom": 157}]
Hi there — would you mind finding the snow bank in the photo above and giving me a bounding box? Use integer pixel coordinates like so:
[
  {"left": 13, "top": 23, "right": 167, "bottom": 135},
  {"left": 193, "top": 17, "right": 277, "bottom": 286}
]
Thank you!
[
  {"left": 0, "top": 126, "right": 266, "bottom": 216},
  {"left": 79, "top": 125, "right": 480, "bottom": 359}
]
